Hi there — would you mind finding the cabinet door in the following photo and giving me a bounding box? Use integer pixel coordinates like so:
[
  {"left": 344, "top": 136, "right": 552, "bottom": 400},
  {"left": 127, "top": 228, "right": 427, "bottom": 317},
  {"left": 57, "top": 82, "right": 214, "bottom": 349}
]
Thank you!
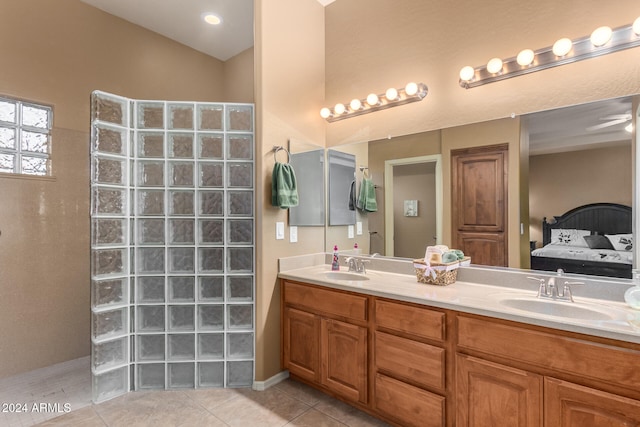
[
  {"left": 283, "top": 307, "right": 320, "bottom": 383},
  {"left": 545, "top": 377, "right": 640, "bottom": 426},
  {"left": 456, "top": 354, "right": 542, "bottom": 427},
  {"left": 451, "top": 145, "right": 508, "bottom": 266},
  {"left": 456, "top": 231, "right": 506, "bottom": 267},
  {"left": 321, "top": 318, "right": 368, "bottom": 403}
]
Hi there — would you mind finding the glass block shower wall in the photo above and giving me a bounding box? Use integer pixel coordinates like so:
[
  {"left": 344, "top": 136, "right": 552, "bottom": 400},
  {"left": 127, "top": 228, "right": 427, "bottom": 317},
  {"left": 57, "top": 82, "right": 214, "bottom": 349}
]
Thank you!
[{"left": 90, "top": 91, "right": 255, "bottom": 403}]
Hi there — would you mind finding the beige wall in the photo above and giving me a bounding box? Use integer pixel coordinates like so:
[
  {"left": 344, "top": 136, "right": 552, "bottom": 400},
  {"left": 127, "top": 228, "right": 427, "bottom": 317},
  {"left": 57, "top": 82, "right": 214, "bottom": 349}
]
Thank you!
[
  {"left": 224, "top": 47, "right": 256, "bottom": 103},
  {"left": 393, "top": 163, "right": 437, "bottom": 258},
  {"left": 368, "top": 131, "right": 441, "bottom": 254},
  {"left": 0, "top": 0, "right": 247, "bottom": 378},
  {"left": 255, "top": 0, "right": 326, "bottom": 381},
  {"left": 324, "top": 0, "right": 639, "bottom": 145},
  {"left": 529, "top": 145, "right": 633, "bottom": 246}
]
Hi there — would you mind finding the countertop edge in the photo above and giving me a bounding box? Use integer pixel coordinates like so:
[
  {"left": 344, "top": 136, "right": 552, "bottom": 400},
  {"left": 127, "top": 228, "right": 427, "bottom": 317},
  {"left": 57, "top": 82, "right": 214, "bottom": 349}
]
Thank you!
[{"left": 278, "top": 268, "right": 640, "bottom": 345}]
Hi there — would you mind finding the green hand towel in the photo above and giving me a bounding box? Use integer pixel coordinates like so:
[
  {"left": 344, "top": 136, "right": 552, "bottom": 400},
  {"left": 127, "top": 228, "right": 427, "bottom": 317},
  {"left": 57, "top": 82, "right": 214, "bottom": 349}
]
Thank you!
[
  {"left": 356, "top": 177, "right": 377, "bottom": 212},
  {"left": 271, "top": 162, "right": 299, "bottom": 209}
]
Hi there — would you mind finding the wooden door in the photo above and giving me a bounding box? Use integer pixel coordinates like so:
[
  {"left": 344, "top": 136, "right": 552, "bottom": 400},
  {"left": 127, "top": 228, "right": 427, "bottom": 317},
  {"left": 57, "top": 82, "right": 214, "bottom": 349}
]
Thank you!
[
  {"left": 456, "top": 354, "right": 542, "bottom": 427},
  {"left": 321, "top": 318, "right": 368, "bottom": 403},
  {"left": 283, "top": 307, "right": 320, "bottom": 382},
  {"left": 451, "top": 144, "right": 508, "bottom": 266},
  {"left": 545, "top": 377, "right": 640, "bottom": 426}
]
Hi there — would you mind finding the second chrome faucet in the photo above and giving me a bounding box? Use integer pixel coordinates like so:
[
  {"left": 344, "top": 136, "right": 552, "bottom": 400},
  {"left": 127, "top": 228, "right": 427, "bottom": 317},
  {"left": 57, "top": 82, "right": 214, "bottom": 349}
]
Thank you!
[{"left": 528, "top": 269, "right": 584, "bottom": 302}]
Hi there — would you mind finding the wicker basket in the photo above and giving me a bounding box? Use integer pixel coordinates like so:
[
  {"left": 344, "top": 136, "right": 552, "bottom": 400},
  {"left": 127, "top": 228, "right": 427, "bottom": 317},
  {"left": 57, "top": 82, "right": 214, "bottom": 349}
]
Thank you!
[{"left": 413, "top": 258, "right": 460, "bottom": 286}]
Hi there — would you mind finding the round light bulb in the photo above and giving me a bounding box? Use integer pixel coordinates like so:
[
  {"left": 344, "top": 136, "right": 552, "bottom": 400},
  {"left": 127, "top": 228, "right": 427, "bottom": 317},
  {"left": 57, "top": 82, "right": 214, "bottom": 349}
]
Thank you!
[
  {"left": 349, "top": 99, "right": 362, "bottom": 111},
  {"left": 590, "top": 26, "right": 612, "bottom": 47},
  {"left": 459, "top": 66, "right": 475, "bottom": 82},
  {"left": 516, "top": 49, "right": 535, "bottom": 66},
  {"left": 552, "top": 38, "right": 572, "bottom": 57},
  {"left": 405, "top": 82, "right": 418, "bottom": 96},
  {"left": 320, "top": 107, "right": 331, "bottom": 119},
  {"left": 486, "top": 57, "right": 503, "bottom": 74},
  {"left": 203, "top": 14, "right": 222, "bottom": 25},
  {"left": 334, "top": 103, "right": 346, "bottom": 115},
  {"left": 633, "top": 16, "right": 640, "bottom": 36},
  {"left": 385, "top": 87, "right": 399, "bottom": 101},
  {"left": 366, "top": 93, "right": 379, "bottom": 106}
]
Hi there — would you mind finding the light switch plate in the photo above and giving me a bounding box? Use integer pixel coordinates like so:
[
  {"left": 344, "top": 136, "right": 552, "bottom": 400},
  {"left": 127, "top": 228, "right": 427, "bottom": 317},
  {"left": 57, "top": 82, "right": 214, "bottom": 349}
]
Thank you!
[
  {"left": 276, "top": 222, "right": 285, "bottom": 240},
  {"left": 289, "top": 226, "right": 298, "bottom": 243},
  {"left": 348, "top": 225, "right": 355, "bottom": 239},
  {"left": 356, "top": 221, "right": 363, "bottom": 235}
]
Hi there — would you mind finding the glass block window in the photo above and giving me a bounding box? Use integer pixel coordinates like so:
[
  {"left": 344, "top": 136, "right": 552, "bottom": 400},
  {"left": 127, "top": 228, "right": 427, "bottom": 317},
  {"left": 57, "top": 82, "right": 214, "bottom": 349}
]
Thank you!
[{"left": 0, "top": 96, "right": 52, "bottom": 176}]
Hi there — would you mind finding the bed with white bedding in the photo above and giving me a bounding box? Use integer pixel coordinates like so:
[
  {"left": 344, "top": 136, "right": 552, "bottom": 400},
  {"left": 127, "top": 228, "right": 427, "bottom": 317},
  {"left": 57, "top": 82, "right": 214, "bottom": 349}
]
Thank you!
[{"left": 530, "top": 203, "right": 633, "bottom": 278}]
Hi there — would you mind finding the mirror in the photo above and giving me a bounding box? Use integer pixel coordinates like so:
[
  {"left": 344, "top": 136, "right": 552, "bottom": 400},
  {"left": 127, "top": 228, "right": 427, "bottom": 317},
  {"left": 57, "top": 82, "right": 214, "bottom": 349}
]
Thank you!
[
  {"left": 289, "top": 139, "right": 325, "bottom": 226},
  {"left": 324, "top": 94, "right": 637, "bottom": 279},
  {"left": 327, "top": 149, "right": 356, "bottom": 225}
]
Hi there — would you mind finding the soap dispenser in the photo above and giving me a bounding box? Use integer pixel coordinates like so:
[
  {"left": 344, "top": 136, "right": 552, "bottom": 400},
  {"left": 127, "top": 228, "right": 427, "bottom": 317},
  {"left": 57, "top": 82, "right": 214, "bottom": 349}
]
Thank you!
[
  {"left": 624, "top": 269, "right": 640, "bottom": 309},
  {"left": 331, "top": 245, "right": 340, "bottom": 271}
]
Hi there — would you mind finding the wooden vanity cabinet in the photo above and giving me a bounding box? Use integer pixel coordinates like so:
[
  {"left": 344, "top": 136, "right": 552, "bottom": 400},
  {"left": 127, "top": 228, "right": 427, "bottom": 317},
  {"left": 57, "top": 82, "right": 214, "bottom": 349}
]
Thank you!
[
  {"left": 281, "top": 279, "right": 640, "bottom": 426},
  {"left": 282, "top": 280, "right": 368, "bottom": 404},
  {"left": 372, "top": 299, "right": 448, "bottom": 427},
  {"left": 456, "top": 314, "right": 640, "bottom": 427}
]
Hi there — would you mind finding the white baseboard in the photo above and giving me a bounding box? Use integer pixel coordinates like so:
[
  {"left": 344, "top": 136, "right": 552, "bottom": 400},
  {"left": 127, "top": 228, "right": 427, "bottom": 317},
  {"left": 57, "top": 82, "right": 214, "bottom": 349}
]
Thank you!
[{"left": 252, "top": 370, "right": 289, "bottom": 391}]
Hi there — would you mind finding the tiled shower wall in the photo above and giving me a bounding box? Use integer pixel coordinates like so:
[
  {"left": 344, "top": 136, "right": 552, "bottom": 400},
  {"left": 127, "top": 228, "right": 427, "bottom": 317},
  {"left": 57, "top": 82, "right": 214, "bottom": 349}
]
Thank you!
[{"left": 90, "top": 91, "right": 255, "bottom": 403}]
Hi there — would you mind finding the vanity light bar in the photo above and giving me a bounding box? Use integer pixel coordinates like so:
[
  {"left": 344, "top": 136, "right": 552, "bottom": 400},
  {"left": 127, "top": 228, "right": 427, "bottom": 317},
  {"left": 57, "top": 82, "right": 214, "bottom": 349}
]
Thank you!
[
  {"left": 459, "top": 18, "right": 640, "bottom": 89},
  {"left": 320, "top": 82, "right": 428, "bottom": 122}
]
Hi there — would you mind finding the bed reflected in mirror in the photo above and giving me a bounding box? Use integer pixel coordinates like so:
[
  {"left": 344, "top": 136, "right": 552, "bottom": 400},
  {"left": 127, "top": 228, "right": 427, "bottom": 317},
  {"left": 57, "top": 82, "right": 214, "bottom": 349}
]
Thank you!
[
  {"left": 530, "top": 203, "right": 632, "bottom": 278},
  {"left": 526, "top": 96, "right": 634, "bottom": 278}
]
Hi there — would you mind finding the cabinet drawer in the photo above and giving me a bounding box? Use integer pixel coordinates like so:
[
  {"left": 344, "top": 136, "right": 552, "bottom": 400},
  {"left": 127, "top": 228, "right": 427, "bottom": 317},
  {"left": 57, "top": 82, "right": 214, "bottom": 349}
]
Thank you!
[
  {"left": 457, "top": 315, "right": 640, "bottom": 393},
  {"left": 375, "top": 299, "right": 444, "bottom": 341},
  {"left": 375, "top": 331, "right": 445, "bottom": 390},
  {"left": 374, "top": 373, "right": 445, "bottom": 427},
  {"left": 283, "top": 281, "right": 367, "bottom": 322}
]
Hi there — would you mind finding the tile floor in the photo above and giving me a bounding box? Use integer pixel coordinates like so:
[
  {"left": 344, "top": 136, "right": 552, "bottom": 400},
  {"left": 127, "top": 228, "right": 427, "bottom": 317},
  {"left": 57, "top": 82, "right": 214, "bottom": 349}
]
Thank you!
[{"left": 0, "top": 357, "right": 390, "bottom": 427}]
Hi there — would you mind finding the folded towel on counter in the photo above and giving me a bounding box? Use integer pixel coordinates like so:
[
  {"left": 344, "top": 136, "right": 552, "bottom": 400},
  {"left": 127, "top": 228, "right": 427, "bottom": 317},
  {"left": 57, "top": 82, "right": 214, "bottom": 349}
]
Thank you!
[
  {"left": 348, "top": 180, "right": 357, "bottom": 211},
  {"left": 424, "top": 245, "right": 465, "bottom": 264},
  {"left": 450, "top": 249, "right": 465, "bottom": 260},
  {"left": 442, "top": 251, "right": 459, "bottom": 263},
  {"left": 271, "top": 162, "right": 299, "bottom": 209},
  {"left": 356, "top": 177, "right": 377, "bottom": 212},
  {"left": 425, "top": 245, "right": 448, "bottom": 263}
]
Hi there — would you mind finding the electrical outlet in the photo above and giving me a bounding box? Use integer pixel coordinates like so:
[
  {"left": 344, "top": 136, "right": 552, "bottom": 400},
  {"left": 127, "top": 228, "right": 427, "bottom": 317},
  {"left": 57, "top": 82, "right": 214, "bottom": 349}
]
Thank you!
[
  {"left": 289, "top": 226, "right": 298, "bottom": 243},
  {"left": 348, "top": 225, "right": 355, "bottom": 238},
  {"left": 356, "top": 221, "right": 363, "bottom": 235},
  {"left": 276, "top": 222, "right": 285, "bottom": 240}
]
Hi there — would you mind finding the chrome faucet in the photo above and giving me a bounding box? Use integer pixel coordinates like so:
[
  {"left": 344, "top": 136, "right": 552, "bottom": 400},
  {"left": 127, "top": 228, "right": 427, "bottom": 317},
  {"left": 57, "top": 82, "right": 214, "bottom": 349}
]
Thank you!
[
  {"left": 346, "top": 257, "right": 369, "bottom": 274},
  {"left": 528, "top": 269, "right": 584, "bottom": 302}
]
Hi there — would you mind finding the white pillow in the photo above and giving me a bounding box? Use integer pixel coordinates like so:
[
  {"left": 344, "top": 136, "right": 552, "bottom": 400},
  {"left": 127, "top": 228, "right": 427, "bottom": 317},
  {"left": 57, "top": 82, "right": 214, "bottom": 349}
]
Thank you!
[
  {"left": 605, "top": 233, "right": 633, "bottom": 251},
  {"left": 550, "top": 229, "right": 590, "bottom": 247}
]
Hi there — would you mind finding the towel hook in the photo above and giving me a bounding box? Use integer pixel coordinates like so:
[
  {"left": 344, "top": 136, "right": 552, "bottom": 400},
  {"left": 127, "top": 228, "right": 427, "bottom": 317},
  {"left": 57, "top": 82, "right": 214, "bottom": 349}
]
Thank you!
[{"left": 272, "top": 145, "right": 290, "bottom": 164}]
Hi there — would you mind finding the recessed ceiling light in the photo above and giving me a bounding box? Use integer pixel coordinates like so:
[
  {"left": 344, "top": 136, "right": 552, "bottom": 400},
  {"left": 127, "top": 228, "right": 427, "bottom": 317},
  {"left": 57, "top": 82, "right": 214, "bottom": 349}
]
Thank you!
[{"left": 203, "top": 14, "right": 222, "bottom": 25}]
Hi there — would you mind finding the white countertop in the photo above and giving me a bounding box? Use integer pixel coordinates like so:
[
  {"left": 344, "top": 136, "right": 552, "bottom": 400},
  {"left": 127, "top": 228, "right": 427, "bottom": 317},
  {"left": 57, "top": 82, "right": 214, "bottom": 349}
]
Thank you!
[{"left": 278, "top": 261, "right": 640, "bottom": 344}]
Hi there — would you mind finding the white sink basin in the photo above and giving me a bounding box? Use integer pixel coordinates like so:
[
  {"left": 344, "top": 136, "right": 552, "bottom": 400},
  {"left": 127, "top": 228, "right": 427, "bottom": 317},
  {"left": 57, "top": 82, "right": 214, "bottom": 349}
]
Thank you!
[
  {"left": 497, "top": 296, "right": 625, "bottom": 321},
  {"left": 324, "top": 271, "right": 370, "bottom": 281}
]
